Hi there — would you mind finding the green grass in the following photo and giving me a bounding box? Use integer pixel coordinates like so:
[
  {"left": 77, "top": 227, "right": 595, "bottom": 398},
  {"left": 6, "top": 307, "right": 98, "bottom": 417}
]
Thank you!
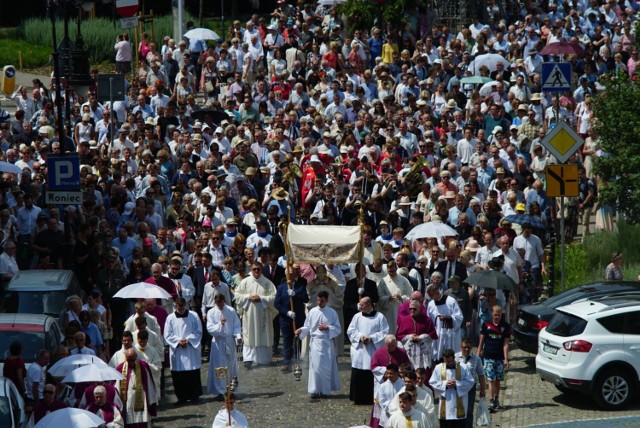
[
  {"left": 22, "top": 14, "right": 196, "bottom": 65},
  {"left": 551, "top": 220, "right": 640, "bottom": 295},
  {"left": 0, "top": 39, "right": 51, "bottom": 69}
]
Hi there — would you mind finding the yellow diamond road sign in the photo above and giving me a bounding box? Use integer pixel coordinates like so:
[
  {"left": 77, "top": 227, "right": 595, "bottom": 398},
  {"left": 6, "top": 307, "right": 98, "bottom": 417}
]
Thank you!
[{"left": 540, "top": 121, "right": 584, "bottom": 163}]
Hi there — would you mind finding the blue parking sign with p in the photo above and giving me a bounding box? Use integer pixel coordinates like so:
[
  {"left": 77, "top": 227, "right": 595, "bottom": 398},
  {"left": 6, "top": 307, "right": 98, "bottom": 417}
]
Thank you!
[{"left": 47, "top": 155, "right": 80, "bottom": 190}]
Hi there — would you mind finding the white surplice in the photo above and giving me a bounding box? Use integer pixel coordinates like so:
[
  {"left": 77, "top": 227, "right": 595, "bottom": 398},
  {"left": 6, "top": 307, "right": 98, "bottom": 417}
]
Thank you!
[
  {"left": 134, "top": 344, "right": 162, "bottom": 405},
  {"left": 427, "top": 296, "right": 464, "bottom": 361},
  {"left": 386, "top": 407, "right": 433, "bottom": 428},
  {"left": 211, "top": 408, "right": 248, "bottom": 427},
  {"left": 374, "top": 377, "right": 404, "bottom": 426},
  {"left": 164, "top": 310, "right": 202, "bottom": 371},
  {"left": 115, "top": 361, "right": 157, "bottom": 427},
  {"left": 307, "top": 277, "right": 345, "bottom": 356},
  {"left": 387, "top": 385, "right": 438, "bottom": 428},
  {"left": 235, "top": 274, "right": 277, "bottom": 365},
  {"left": 429, "top": 362, "right": 475, "bottom": 421},
  {"left": 206, "top": 304, "right": 242, "bottom": 394},
  {"left": 346, "top": 311, "right": 389, "bottom": 370},
  {"left": 298, "top": 305, "right": 341, "bottom": 395}
]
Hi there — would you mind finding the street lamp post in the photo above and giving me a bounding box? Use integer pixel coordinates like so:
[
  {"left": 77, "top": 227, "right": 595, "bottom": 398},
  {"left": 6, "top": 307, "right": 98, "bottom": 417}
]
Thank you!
[{"left": 48, "top": 0, "right": 66, "bottom": 142}]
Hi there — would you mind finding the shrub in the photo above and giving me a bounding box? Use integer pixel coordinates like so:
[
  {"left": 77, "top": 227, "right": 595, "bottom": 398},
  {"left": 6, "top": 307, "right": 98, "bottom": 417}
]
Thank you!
[
  {"left": 582, "top": 219, "right": 640, "bottom": 267},
  {"left": 552, "top": 220, "right": 640, "bottom": 294},
  {"left": 552, "top": 242, "right": 595, "bottom": 295},
  {"left": 22, "top": 14, "right": 195, "bottom": 65}
]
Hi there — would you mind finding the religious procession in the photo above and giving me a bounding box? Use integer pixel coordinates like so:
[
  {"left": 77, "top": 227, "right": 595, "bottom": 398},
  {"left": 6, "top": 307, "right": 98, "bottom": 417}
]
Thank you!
[{"left": 0, "top": 0, "right": 630, "bottom": 425}]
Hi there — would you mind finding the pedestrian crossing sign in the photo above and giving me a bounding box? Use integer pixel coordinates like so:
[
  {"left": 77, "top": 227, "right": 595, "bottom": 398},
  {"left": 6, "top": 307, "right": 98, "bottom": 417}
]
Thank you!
[{"left": 542, "top": 62, "right": 571, "bottom": 92}]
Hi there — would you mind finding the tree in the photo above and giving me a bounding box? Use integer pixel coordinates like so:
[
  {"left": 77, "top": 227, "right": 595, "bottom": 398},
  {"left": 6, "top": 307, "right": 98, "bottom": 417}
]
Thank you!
[
  {"left": 337, "top": 0, "right": 428, "bottom": 32},
  {"left": 592, "top": 71, "right": 640, "bottom": 223}
]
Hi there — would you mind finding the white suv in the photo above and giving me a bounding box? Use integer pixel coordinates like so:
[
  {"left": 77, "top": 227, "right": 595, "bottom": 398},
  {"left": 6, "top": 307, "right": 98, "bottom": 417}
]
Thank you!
[{"left": 536, "top": 296, "right": 640, "bottom": 409}]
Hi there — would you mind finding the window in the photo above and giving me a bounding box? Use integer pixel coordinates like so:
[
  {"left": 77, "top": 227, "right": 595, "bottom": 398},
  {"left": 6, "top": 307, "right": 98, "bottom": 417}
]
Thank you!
[
  {"left": 546, "top": 312, "right": 587, "bottom": 337},
  {"left": 623, "top": 311, "right": 640, "bottom": 334},
  {"left": 0, "top": 291, "right": 66, "bottom": 316},
  {"left": 597, "top": 313, "right": 625, "bottom": 334}
]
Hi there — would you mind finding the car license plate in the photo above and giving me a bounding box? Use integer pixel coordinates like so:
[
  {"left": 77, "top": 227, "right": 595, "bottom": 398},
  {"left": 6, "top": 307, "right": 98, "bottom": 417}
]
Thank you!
[
  {"left": 517, "top": 318, "right": 526, "bottom": 327},
  {"left": 543, "top": 343, "right": 558, "bottom": 355}
]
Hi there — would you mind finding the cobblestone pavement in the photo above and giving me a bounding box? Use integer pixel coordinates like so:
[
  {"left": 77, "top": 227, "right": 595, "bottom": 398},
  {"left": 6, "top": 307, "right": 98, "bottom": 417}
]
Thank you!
[
  {"left": 153, "top": 343, "right": 639, "bottom": 428},
  {"left": 154, "top": 342, "right": 370, "bottom": 428},
  {"left": 492, "top": 348, "right": 640, "bottom": 428}
]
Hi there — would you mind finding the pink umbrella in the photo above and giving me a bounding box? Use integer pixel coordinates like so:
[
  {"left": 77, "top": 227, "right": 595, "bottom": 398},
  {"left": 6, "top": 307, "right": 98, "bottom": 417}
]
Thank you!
[{"left": 540, "top": 42, "right": 584, "bottom": 56}]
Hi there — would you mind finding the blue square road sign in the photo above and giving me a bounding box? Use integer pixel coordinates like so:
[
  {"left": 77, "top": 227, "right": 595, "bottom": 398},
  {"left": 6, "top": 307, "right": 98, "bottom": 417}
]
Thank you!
[
  {"left": 541, "top": 62, "right": 571, "bottom": 92},
  {"left": 47, "top": 155, "right": 80, "bottom": 190}
]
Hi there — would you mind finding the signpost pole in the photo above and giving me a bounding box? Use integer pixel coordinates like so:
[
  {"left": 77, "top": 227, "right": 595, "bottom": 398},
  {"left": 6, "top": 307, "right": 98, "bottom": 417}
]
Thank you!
[
  {"left": 109, "top": 77, "right": 115, "bottom": 148},
  {"left": 221, "top": 0, "right": 225, "bottom": 43},
  {"left": 541, "top": 61, "right": 576, "bottom": 296},
  {"left": 556, "top": 89, "right": 562, "bottom": 293},
  {"left": 560, "top": 197, "right": 565, "bottom": 292}
]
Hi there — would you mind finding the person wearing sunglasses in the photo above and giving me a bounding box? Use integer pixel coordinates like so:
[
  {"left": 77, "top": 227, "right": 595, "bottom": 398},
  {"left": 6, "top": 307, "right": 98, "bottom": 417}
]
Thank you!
[{"left": 31, "top": 383, "right": 66, "bottom": 424}]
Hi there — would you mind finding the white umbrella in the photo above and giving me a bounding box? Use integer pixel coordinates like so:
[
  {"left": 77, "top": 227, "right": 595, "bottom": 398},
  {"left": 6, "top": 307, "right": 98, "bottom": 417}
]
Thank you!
[
  {"left": 113, "top": 281, "right": 172, "bottom": 300},
  {"left": 35, "top": 408, "right": 104, "bottom": 428},
  {"left": 62, "top": 363, "right": 125, "bottom": 383},
  {"left": 479, "top": 81, "right": 499, "bottom": 96},
  {"left": 468, "top": 53, "right": 511, "bottom": 73},
  {"left": 0, "top": 161, "right": 24, "bottom": 175},
  {"left": 183, "top": 28, "right": 221, "bottom": 41},
  {"left": 48, "top": 354, "right": 110, "bottom": 377},
  {"left": 405, "top": 221, "right": 458, "bottom": 241}
]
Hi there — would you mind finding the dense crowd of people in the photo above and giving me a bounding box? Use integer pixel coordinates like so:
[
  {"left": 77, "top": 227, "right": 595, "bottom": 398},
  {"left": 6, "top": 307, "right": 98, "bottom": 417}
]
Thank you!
[{"left": 0, "top": 0, "right": 635, "bottom": 425}]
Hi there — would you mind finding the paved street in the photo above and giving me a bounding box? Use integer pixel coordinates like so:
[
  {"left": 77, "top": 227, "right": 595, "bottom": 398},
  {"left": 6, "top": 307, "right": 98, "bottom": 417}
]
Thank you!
[{"left": 152, "top": 343, "right": 640, "bottom": 428}]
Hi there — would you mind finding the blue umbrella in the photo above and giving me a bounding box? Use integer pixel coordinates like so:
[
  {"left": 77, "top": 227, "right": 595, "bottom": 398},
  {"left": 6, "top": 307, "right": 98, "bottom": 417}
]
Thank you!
[{"left": 502, "top": 214, "right": 546, "bottom": 230}]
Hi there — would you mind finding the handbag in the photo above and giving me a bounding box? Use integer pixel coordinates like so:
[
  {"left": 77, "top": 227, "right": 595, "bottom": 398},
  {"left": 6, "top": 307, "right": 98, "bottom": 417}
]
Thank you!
[
  {"left": 476, "top": 397, "right": 491, "bottom": 426},
  {"left": 205, "top": 80, "right": 215, "bottom": 94}
]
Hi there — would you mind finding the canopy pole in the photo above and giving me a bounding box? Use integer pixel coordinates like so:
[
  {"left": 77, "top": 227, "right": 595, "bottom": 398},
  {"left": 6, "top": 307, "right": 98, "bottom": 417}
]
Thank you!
[
  {"left": 357, "top": 202, "right": 365, "bottom": 291},
  {"left": 285, "top": 206, "right": 296, "bottom": 332}
]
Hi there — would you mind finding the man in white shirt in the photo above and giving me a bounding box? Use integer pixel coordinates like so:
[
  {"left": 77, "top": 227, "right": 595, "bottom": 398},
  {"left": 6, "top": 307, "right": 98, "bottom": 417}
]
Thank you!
[
  {"left": 70, "top": 332, "right": 96, "bottom": 355},
  {"left": 26, "top": 350, "right": 50, "bottom": 402},
  {"left": 201, "top": 267, "right": 232, "bottom": 316},
  {"left": 456, "top": 127, "right": 475, "bottom": 166},
  {"left": 263, "top": 26, "right": 284, "bottom": 62},
  {"left": 0, "top": 240, "right": 19, "bottom": 284}
]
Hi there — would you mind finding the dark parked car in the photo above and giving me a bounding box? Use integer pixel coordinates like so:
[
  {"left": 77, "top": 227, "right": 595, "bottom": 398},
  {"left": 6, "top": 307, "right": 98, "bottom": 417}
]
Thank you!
[{"left": 513, "top": 281, "right": 640, "bottom": 354}]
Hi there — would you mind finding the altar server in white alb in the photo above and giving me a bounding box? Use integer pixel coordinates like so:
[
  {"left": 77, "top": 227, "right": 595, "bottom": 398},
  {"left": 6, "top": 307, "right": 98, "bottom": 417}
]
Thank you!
[
  {"left": 295, "top": 290, "right": 341, "bottom": 399},
  {"left": 346, "top": 296, "right": 388, "bottom": 405},
  {"left": 234, "top": 260, "right": 278, "bottom": 368},
  {"left": 206, "top": 293, "right": 242, "bottom": 400},
  {"left": 386, "top": 390, "right": 433, "bottom": 428},
  {"left": 211, "top": 393, "right": 248, "bottom": 428},
  {"left": 164, "top": 297, "right": 203, "bottom": 404}
]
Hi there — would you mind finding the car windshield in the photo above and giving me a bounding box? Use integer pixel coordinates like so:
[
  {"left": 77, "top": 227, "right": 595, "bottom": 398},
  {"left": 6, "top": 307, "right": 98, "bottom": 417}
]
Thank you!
[
  {"left": 0, "top": 331, "right": 45, "bottom": 363},
  {"left": 0, "top": 291, "right": 66, "bottom": 317},
  {"left": 546, "top": 311, "right": 587, "bottom": 337}
]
